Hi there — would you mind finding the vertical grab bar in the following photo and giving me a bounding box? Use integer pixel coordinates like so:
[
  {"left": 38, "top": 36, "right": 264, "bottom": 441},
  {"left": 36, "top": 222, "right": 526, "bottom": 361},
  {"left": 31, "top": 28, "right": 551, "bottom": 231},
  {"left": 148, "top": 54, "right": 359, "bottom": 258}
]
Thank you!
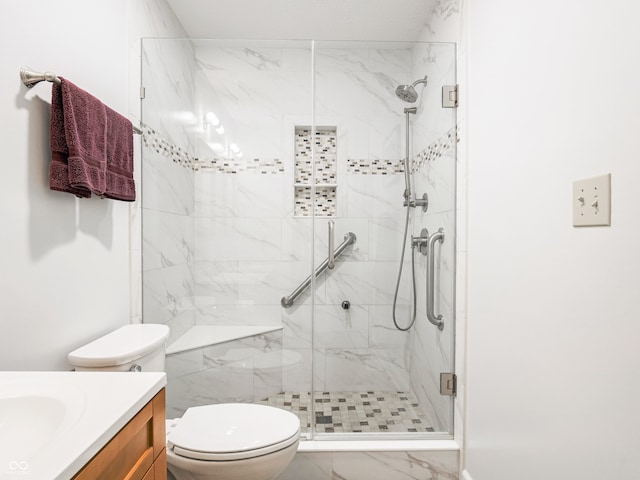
[
  {"left": 427, "top": 228, "right": 445, "bottom": 331},
  {"left": 328, "top": 220, "right": 335, "bottom": 269}
]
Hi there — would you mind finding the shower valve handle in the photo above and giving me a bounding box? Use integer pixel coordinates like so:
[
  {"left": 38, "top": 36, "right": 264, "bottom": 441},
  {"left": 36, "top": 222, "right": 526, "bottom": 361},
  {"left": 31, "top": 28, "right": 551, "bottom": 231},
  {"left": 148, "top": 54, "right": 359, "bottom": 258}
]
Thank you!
[{"left": 403, "top": 192, "right": 429, "bottom": 213}]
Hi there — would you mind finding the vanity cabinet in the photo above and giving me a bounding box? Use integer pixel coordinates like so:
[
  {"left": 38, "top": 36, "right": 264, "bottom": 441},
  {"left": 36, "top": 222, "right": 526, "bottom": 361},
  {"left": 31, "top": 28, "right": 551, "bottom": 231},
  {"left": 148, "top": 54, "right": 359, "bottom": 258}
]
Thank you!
[{"left": 73, "top": 388, "right": 166, "bottom": 480}]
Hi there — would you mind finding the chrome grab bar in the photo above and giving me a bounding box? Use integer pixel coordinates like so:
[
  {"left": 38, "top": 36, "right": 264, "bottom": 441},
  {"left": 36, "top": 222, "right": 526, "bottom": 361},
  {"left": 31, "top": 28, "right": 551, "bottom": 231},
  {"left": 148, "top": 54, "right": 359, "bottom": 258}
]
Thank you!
[
  {"left": 281, "top": 231, "right": 357, "bottom": 308},
  {"left": 427, "top": 228, "right": 445, "bottom": 331},
  {"left": 328, "top": 221, "right": 335, "bottom": 269}
]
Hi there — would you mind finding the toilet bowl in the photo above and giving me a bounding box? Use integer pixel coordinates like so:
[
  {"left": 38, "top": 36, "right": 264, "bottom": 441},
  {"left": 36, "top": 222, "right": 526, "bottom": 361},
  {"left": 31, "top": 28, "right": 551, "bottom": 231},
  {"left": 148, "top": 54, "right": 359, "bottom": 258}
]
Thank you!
[
  {"left": 68, "top": 324, "right": 301, "bottom": 480},
  {"left": 166, "top": 403, "right": 300, "bottom": 480}
]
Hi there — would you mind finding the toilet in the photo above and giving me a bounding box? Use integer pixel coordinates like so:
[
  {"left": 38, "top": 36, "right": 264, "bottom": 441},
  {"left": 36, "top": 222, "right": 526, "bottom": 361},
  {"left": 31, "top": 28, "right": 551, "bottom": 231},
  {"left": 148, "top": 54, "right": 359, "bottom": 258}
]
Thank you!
[{"left": 68, "top": 324, "right": 301, "bottom": 480}]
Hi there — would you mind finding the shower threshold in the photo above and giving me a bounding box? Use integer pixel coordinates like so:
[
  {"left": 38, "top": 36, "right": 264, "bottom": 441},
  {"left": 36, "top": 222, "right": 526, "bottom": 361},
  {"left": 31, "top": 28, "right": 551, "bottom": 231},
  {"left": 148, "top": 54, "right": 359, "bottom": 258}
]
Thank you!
[{"left": 258, "top": 390, "right": 434, "bottom": 434}]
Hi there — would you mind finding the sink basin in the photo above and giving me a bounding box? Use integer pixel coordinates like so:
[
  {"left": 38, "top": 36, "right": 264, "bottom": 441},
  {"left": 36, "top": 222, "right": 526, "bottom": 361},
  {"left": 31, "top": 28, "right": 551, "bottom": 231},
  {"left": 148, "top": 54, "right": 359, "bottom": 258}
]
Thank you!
[
  {"left": 0, "top": 371, "right": 165, "bottom": 479},
  {"left": 0, "top": 381, "right": 86, "bottom": 475}
]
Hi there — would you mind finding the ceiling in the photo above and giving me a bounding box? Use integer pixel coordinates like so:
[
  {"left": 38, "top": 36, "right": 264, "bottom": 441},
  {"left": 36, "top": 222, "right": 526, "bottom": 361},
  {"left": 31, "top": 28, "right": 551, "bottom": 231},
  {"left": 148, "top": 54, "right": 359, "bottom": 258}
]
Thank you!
[{"left": 165, "top": 0, "right": 436, "bottom": 41}]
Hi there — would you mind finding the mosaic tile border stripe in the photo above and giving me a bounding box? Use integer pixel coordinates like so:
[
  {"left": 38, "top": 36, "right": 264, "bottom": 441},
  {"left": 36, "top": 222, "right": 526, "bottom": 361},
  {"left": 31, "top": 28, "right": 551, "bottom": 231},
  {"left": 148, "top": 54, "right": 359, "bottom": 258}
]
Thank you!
[
  {"left": 143, "top": 123, "right": 458, "bottom": 176},
  {"left": 347, "top": 158, "right": 404, "bottom": 175},
  {"left": 195, "top": 157, "right": 284, "bottom": 174},
  {"left": 410, "top": 125, "right": 458, "bottom": 174},
  {"left": 347, "top": 125, "right": 459, "bottom": 175},
  {"left": 142, "top": 124, "right": 196, "bottom": 169},
  {"left": 142, "top": 124, "right": 283, "bottom": 174}
]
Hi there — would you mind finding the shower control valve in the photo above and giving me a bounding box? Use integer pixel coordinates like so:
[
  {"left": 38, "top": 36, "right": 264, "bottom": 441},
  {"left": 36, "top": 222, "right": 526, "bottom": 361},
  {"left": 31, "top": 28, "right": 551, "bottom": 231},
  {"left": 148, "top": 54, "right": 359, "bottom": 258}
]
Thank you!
[
  {"left": 403, "top": 192, "right": 429, "bottom": 213},
  {"left": 411, "top": 228, "right": 430, "bottom": 256}
]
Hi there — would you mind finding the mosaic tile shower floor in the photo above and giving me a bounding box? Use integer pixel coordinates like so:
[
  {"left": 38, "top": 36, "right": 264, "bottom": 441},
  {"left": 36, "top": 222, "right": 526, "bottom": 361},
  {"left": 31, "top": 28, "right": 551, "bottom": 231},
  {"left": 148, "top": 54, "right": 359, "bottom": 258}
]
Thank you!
[{"left": 258, "top": 391, "right": 434, "bottom": 434}]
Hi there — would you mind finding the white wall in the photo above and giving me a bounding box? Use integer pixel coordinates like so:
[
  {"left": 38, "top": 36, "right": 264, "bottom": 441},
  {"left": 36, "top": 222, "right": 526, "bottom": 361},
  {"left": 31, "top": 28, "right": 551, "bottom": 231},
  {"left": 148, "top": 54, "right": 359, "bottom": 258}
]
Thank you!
[
  {"left": 465, "top": 1, "right": 640, "bottom": 478},
  {"left": 0, "top": 1, "right": 130, "bottom": 370},
  {"left": 0, "top": 0, "right": 187, "bottom": 371}
]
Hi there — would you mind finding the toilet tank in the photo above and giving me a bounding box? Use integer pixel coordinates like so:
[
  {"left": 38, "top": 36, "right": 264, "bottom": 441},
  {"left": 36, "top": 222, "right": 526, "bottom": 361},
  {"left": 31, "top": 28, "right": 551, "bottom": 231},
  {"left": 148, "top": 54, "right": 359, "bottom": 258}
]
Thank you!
[{"left": 68, "top": 324, "right": 170, "bottom": 372}]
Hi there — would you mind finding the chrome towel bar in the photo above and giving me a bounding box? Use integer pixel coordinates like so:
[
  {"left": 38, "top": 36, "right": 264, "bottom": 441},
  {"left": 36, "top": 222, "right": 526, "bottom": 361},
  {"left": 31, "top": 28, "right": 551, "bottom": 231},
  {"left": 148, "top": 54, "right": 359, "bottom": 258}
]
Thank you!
[
  {"left": 20, "top": 66, "right": 143, "bottom": 135},
  {"left": 281, "top": 230, "right": 357, "bottom": 308}
]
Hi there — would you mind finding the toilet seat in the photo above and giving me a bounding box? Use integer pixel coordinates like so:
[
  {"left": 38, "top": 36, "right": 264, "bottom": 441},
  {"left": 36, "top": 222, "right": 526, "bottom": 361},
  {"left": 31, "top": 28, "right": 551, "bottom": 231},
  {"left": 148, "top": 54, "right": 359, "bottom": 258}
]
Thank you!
[{"left": 168, "top": 404, "right": 301, "bottom": 462}]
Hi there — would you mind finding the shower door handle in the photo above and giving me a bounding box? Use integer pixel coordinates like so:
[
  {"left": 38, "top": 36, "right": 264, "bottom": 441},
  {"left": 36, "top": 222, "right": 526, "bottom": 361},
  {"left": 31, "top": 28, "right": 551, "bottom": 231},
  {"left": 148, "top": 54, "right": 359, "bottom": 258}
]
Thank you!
[
  {"left": 427, "top": 228, "right": 445, "bottom": 331},
  {"left": 328, "top": 221, "right": 335, "bottom": 269}
]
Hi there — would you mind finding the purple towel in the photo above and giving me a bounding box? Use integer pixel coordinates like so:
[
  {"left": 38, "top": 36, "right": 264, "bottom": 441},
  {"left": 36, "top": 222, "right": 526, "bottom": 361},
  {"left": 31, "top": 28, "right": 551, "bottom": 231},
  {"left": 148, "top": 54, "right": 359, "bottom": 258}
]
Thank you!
[
  {"left": 49, "top": 78, "right": 107, "bottom": 197},
  {"left": 103, "top": 106, "right": 136, "bottom": 202},
  {"left": 49, "top": 78, "right": 135, "bottom": 201}
]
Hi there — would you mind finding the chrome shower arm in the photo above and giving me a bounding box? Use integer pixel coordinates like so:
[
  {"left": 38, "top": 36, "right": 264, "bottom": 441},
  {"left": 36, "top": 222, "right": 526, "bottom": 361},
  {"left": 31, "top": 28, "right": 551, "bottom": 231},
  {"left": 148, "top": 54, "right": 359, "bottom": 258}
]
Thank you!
[{"left": 411, "top": 76, "right": 428, "bottom": 87}]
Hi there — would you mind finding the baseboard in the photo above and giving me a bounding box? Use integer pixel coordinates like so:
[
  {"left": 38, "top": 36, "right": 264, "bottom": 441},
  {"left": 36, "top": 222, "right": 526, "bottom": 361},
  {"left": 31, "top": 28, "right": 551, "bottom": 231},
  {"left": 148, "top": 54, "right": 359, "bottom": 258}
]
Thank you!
[{"left": 461, "top": 469, "right": 473, "bottom": 480}]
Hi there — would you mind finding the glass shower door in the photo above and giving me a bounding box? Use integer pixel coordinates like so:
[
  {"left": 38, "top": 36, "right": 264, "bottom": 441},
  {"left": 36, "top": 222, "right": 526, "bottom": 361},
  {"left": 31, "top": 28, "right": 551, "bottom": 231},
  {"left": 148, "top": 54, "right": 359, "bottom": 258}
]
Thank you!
[
  {"left": 141, "top": 38, "right": 317, "bottom": 421},
  {"left": 309, "top": 40, "right": 457, "bottom": 437},
  {"left": 140, "top": 37, "right": 456, "bottom": 439}
]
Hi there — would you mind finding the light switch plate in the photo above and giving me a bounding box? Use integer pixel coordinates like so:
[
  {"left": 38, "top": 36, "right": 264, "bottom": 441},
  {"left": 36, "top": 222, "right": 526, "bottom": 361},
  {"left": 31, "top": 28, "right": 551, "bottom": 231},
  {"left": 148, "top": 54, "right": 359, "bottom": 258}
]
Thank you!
[{"left": 572, "top": 173, "right": 611, "bottom": 227}]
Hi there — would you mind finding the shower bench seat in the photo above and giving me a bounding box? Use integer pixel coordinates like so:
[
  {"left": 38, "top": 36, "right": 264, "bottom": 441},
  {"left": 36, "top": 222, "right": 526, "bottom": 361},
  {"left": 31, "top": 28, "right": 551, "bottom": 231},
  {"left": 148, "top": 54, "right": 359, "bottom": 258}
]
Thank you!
[{"left": 165, "top": 325, "right": 283, "bottom": 355}]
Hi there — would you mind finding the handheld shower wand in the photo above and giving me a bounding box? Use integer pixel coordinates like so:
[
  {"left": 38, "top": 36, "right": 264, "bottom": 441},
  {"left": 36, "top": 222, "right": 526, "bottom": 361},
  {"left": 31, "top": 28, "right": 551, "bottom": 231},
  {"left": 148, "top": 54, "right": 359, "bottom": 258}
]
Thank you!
[{"left": 392, "top": 76, "right": 429, "bottom": 331}]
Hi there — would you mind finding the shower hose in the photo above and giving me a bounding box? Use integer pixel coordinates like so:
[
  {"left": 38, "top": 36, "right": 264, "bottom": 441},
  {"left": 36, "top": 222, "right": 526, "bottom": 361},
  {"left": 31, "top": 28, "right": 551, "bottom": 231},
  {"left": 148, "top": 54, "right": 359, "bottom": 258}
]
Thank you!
[{"left": 392, "top": 202, "right": 417, "bottom": 331}]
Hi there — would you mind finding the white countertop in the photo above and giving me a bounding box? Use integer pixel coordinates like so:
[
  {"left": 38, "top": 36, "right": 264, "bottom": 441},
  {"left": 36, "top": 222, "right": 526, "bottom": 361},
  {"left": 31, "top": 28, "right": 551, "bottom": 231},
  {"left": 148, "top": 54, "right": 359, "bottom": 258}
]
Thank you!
[{"left": 0, "top": 371, "right": 166, "bottom": 480}]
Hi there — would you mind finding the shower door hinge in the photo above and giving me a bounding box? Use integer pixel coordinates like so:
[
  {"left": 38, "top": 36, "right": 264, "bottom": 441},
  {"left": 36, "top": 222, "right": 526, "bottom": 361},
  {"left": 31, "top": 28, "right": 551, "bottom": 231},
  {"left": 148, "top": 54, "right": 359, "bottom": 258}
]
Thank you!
[
  {"left": 440, "top": 373, "right": 457, "bottom": 396},
  {"left": 442, "top": 85, "right": 458, "bottom": 108},
  {"left": 140, "top": 86, "right": 146, "bottom": 100}
]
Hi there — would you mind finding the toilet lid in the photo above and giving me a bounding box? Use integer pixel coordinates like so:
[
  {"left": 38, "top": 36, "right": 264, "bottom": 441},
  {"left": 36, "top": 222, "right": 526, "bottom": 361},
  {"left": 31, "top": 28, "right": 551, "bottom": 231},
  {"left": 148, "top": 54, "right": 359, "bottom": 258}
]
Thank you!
[{"left": 168, "top": 404, "right": 301, "bottom": 461}]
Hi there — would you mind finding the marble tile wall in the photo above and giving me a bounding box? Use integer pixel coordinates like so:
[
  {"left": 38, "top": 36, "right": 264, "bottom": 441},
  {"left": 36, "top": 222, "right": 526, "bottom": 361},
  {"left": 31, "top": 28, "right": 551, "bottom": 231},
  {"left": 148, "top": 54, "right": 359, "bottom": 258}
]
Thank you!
[{"left": 141, "top": 38, "right": 198, "bottom": 345}]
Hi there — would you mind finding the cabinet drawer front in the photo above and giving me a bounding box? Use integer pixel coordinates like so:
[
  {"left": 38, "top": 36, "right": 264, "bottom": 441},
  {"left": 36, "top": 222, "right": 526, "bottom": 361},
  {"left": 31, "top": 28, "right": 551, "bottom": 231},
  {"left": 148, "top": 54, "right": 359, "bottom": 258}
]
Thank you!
[{"left": 74, "top": 389, "right": 166, "bottom": 480}]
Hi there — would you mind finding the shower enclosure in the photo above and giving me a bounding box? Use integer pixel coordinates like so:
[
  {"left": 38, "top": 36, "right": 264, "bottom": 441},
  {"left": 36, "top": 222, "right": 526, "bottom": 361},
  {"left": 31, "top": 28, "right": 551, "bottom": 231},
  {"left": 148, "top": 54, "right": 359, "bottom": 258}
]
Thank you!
[{"left": 141, "top": 39, "right": 457, "bottom": 440}]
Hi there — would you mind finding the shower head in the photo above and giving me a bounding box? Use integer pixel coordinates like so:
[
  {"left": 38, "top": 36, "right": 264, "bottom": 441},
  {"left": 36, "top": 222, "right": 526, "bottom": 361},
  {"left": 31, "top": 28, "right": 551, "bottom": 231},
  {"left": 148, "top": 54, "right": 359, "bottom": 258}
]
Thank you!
[{"left": 395, "top": 76, "right": 428, "bottom": 103}]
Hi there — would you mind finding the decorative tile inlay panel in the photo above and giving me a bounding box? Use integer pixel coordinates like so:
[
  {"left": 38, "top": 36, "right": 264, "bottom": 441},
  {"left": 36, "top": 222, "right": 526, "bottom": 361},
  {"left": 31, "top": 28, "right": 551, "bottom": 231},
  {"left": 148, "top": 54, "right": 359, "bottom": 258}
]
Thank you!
[
  {"left": 294, "top": 186, "right": 337, "bottom": 217},
  {"left": 295, "top": 128, "right": 313, "bottom": 184},
  {"left": 295, "top": 128, "right": 337, "bottom": 184},
  {"left": 294, "top": 127, "right": 337, "bottom": 217}
]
